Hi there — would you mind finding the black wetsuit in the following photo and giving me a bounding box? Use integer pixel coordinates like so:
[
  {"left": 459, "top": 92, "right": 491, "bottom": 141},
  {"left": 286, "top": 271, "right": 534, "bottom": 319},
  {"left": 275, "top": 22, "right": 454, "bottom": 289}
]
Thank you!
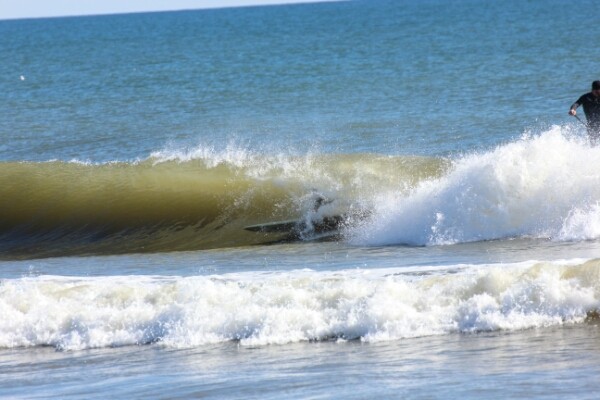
[{"left": 574, "top": 92, "right": 600, "bottom": 142}]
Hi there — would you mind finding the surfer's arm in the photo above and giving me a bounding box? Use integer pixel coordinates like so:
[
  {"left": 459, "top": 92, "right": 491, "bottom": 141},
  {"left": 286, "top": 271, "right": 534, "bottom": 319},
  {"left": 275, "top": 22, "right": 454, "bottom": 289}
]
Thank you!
[{"left": 569, "top": 101, "right": 580, "bottom": 116}]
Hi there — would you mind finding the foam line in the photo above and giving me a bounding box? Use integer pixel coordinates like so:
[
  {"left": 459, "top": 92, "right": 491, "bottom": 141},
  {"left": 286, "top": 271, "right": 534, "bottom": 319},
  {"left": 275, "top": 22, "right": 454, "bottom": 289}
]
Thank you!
[{"left": 1, "top": 259, "right": 598, "bottom": 350}]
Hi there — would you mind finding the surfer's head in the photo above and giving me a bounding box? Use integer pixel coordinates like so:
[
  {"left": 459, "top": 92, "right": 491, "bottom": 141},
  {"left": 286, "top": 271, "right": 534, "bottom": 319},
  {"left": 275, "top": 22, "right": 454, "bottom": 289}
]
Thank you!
[{"left": 592, "top": 80, "right": 600, "bottom": 95}]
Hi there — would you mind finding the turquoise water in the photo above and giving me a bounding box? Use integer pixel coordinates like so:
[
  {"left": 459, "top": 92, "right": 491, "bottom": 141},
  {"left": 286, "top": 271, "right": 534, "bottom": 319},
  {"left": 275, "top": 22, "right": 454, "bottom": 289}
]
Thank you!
[{"left": 2, "top": 0, "right": 600, "bottom": 398}]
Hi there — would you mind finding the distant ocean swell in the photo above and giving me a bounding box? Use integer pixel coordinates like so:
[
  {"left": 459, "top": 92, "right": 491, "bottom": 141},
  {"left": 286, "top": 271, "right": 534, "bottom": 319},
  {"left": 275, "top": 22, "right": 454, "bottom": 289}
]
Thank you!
[
  {"left": 2, "top": 127, "right": 600, "bottom": 259},
  {"left": 1, "top": 260, "right": 598, "bottom": 350}
]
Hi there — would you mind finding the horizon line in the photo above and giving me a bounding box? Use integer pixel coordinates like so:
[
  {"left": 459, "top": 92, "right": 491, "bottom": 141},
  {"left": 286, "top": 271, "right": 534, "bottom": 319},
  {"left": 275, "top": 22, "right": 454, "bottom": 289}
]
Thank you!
[{"left": 0, "top": 0, "right": 346, "bottom": 22}]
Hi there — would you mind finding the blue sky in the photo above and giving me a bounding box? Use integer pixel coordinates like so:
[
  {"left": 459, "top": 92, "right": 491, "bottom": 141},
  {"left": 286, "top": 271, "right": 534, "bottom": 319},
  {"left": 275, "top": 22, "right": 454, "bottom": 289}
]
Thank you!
[{"left": 0, "top": 0, "right": 337, "bottom": 20}]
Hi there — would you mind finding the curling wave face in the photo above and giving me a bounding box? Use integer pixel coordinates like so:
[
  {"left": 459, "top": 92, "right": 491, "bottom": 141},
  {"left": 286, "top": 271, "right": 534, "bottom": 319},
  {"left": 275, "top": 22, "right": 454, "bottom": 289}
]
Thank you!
[
  {"left": 3, "top": 127, "right": 600, "bottom": 259},
  {"left": 1, "top": 259, "right": 599, "bottom": 350},
  {"left": 0, "top": 150, "right": 444, "bottom": 259}
]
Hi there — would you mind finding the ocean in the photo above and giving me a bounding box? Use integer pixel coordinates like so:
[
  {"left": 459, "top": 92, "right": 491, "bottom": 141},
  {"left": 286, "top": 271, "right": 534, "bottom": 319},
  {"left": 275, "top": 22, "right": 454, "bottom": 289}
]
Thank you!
[{"left": 1, "top": 0, "right": 600, "bottom": 398}]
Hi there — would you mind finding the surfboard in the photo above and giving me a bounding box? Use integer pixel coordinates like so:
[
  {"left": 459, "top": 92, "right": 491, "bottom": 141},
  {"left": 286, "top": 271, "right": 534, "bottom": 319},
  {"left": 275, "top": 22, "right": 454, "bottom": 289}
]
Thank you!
[
  {"left": 244, "top": 214, "right": 346, "bottom": 237},
  {"left": 244, "top": 220, "right": 301, "bottom": 233}
]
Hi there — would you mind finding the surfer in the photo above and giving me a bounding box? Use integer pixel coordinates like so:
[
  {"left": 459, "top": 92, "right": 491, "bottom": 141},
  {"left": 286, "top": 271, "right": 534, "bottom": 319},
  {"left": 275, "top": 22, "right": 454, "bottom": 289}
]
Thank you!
[{"left": 569, "top": 80, "right": 600, "bottom": 145}]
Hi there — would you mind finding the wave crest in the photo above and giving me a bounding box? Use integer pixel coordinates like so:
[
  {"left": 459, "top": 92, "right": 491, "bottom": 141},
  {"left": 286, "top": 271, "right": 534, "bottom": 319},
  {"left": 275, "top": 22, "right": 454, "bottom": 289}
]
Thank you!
[{"left": 352, "top": 127, "right": 600, "bottom": 246}]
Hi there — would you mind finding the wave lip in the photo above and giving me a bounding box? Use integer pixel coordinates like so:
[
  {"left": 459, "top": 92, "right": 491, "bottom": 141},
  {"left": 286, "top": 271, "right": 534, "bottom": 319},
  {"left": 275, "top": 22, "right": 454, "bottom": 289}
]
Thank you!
[{"left": 1, "top": 260, "right": 598, "bottom": 350}]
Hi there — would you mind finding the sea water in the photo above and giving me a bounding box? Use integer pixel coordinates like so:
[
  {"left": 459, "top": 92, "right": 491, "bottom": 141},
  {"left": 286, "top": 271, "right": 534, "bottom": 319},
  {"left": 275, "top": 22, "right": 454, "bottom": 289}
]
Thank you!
[{"left": 2, "top": 0, "right": 600, "bottom": 398}]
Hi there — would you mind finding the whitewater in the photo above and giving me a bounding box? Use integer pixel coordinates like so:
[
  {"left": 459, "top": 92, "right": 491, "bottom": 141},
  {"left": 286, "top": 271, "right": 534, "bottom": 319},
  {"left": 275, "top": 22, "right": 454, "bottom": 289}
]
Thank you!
[
  {"left": 2, "top": 259, "right": 599, "bottom": 351},
  {"left": 356, "top": 127, "right": 600, "bottom": 246}
]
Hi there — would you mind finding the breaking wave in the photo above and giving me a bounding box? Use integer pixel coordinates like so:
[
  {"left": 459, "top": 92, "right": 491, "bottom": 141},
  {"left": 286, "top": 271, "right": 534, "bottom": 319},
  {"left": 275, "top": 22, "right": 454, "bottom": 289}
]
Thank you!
[
  {"left": 352, "top": 127, "right": 600, "bottom": 246},
  {"left": 1, "top": 259, "right": 599, "bottom": 350},
  {"left": 0, "top": 149, "right": 444, "bottom": 259},
  {"left": 2, "top": 126, "right": 600, "bottom": 259}
]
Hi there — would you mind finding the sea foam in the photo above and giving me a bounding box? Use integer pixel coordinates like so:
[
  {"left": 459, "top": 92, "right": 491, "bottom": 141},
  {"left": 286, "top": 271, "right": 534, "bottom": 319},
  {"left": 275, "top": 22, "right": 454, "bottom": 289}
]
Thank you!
[
  {"left": 352, "top": 127, "right": 600, "bottom": 246},
  {"left": 1, "top": 259, "right": 598, "bottom": 350}
]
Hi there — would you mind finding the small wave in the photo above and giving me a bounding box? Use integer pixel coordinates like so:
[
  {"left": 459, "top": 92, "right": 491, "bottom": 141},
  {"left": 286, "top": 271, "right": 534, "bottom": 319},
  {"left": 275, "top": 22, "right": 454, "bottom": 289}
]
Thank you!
[{"left": 1, "top": 259, "right": 598, "bottom": 350}]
